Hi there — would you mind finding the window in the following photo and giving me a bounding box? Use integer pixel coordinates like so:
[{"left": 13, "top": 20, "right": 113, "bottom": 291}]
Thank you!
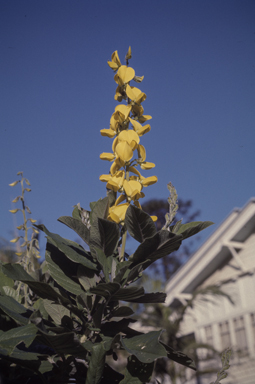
[
  {"left": 219, "top": 321, "right": 231, "bottom": 351},
  {"left": 233, "top": 316, "right": 248, "bottom": 355}
]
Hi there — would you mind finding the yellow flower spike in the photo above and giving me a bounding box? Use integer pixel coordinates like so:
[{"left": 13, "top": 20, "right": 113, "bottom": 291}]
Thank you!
[
  {"left": 9, "top": 209, "right": 19, "bottom": 214},
  {"left": 100, "top": 153, "right": 115, "bottom": 161},
  {"left": 107, "top": 50, "right": 122, "bottom": 70},
  {"left": 137, "top": 144, "right": 146, "bottom": 162},
  {"left": 129, "top": 118, "right": 151, "bottom": 136},
  {"left": 115, "top": 141, "right": 134, "bottom": 162},
  {"left": 140, "top": 162, "right": 156, "bottom": 170},
  {"left": 126, "top": 84, "right": 146, "bottom": 104},
  {"left": 99, "top": 174, "right": 112, "bottom": 182},
  {"left": 125, "top": 46, "right": 132, "bottom": 61},
  {"left": 116, "top": 65, "right": 135, "bottom": 86},
  {"left": 140, "top": 176, "right": 158, "bottom": 187},
  {"left": 108, "top": 202, "right": 130, "bottom": 224}
]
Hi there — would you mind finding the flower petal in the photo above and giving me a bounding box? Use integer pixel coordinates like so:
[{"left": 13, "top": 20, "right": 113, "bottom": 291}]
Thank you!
[
  {"left": 140, "top": 162, "right": 155, "bottom": 170},
  {"left": 141, "top": 176, "right": 158, "bottom": 187},
  {"left": 115, "top": 141, "right": 133, "bottom": 162},
  {"left": 100, "top": 129, "right": 116, "bottom": 138},
  {"left": 117, "top": 66, "right": 135, "bottom": 85},
  {"left": 100, "top": 153, "right": 115, "bottom": 161}
]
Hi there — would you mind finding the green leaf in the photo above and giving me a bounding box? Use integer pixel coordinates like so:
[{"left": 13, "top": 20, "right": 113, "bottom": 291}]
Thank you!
[
  {"left": 160, "top": 341, "right": 196, "bottom": 370},
  {"left": 126, "top": 292, "right": 166, "bottom": 303},
  {"left": 72, "top": 205, "right": 82, "bottom": 220},
  {"left": 21, "top": 280, "right": 71, "bottom": 305},
  {"left": 111, "top": 306, "right": 135, "bottom": 317},
  {"left": 43, "top": 299, "right": 70, "bottom": 325},
  {"left": 120, "top": 370, "right": 142, "bottom": 384},
  {"left": 77, "top": 265, "right": 97, "bottom": 291},
  {"left": 175, "top": 221, "right": 214, "bottom": 239},
  {"left": 125, "top": 355, "right": 154, "bottom": 383},
  {"left": 94, "top": 248, "right": 111, "bottom": 281},
  {"left": 0, "top": 323, "right": 38, "bottom": 355},
  {"left": 131, "top": 230, "right": 182, "bottom": 267},
  {"left": 112, "top": 286, "right": 145, "bottom": 302},
  {"left": 90, "top": 282, "right": 121, "bottom": 298},
  {"left": 120, "top": 330, "right": 167, "bottom": 363},
  {"left": 85, "top": 342, "right": 106, "bottom": 384},
  {"left": 37, "top": 330, "right": 87, "bottom": 356},
  {"left": 1, "top": 263, "right": 35, "bottom": 282},
  {"left": 37, "top": 224, "right": 98, "bottom": 270},
  {"left": 0, "top": 267, "right": 14, "bottom": 292},
  {"left": 90, "top": 197, "right": 109, "bottom": 225},
  {"left": 45, "top": 251, "right": 84, "bottom": 295},
  {"left": 58, "top": 215, "right": 90, "bottom": 245},
  {"left": 98, "top": 218, "right": 120, "bottom": 256},
  {"left": 0, "top": 295, "right": 31, "bottom": 325},
  {"left": 125, "top": 204, "right": 157, "bottom": 243}
]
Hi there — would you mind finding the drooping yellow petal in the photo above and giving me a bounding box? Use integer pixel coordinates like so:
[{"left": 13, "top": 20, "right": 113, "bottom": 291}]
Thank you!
[
  {"left": 129, "top": 119, "right": 151, "bottom": 136},
  {"left": 100, "top": 153, "right": 115, "bottom": 161},
  {"left": 116, "top": 66, "right": 135, "bottom": 86},
  {"left": 137, "top": 144, "right": 146, "bottom": 162},
  {"left": 151, "top": 216, "right": 158, "bottom": 222},
  {"left": 100, "top": 129, "right": 116, "bottom": 138},
  {"left": 140, "top": 162, "right": 155, "bottom": 170},
  {"left": 115, "top": 141, "right": 133, "bottom": 162},
  {"left": 129, "top": 166, "right": 141, "bottom": 178},
  {"left": 140, "top": 176, "right": 158, "bottom": 187},
  {"left": 126, "top": 84, "right": 146, "bottom": 104}
]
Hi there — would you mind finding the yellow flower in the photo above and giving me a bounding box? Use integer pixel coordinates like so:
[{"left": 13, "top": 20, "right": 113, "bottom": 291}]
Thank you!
[
  {"left": 126, "top": 84, "right": 146, "bottom": 104},
  {"left": 140, "top": 162, "right": 155, "bottom": 170},
  {"left": 110, "top": 104, "right": 132, "bottom": 134},
  {"left": 106, "top": 170, "right": 125, "bottom": 192},
  {"left": 9, "top": 181, "right": 19, "bottom": 187},
  {"left": 9, "top": 209, "right": 19, "bottom": 214},
  {"left": 140, "top": 176, "right": 158, "bottom": 187},
  {"left": 114, "top": 65, "right": 135, "bottom": 86},
  {"left": 110, "top": 158, "right": 125, "bottom": 175},
  {"left": 132, "top": 105, "right": 152, "bottom": 124},
  {"left": 129, "top": 118, "right": 151, "bottom": 136},
  {"left": 100, "top": 129, "right": 116, "bottom": 138},
  {"left": 108, "top": 202, "right": 130, "bottom": 223},
  {"left": 99, "top": 174, "right": 112, "bottom": 182},
  {"left": 114, "top": 130, "right": 140, "bottom": 162},
  {"left": 137, "top": 144, "right": 146, "bottom": 162},
  {"left": 123, "top": 180, "right": 143, "bottom": 201},
  {"left": 10, "top": 237, "right": 20, "bottom": 243},
  {"left": 125, "top": 46, "right": 132, "bottom": 61},
  {"left": 107, "top": 51, "right": 122, "bottom": 70}
]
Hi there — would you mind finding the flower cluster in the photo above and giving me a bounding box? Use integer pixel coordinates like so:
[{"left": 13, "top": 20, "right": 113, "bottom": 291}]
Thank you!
[{"left": 100, "top": 47, "right": 157, "bottom": 223}]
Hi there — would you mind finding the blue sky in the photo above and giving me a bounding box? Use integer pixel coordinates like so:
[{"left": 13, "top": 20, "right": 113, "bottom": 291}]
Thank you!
[{"left": 1, "top": 0, "right": 255, "bottom": 256}]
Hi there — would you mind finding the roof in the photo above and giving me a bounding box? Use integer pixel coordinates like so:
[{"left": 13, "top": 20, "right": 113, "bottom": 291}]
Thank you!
[{"left": 165, "top": 198, "right": 255, "bottom": 307}]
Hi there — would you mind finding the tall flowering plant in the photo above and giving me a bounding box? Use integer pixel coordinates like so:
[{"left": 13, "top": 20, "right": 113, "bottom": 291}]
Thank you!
[{"left": 0, "top": 48, "right": 213, "bottom": 384}]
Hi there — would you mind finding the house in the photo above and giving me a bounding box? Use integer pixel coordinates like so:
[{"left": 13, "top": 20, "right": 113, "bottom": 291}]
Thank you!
[{"left": 165, "top": 198, "right": 255, "bottom": 384}]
